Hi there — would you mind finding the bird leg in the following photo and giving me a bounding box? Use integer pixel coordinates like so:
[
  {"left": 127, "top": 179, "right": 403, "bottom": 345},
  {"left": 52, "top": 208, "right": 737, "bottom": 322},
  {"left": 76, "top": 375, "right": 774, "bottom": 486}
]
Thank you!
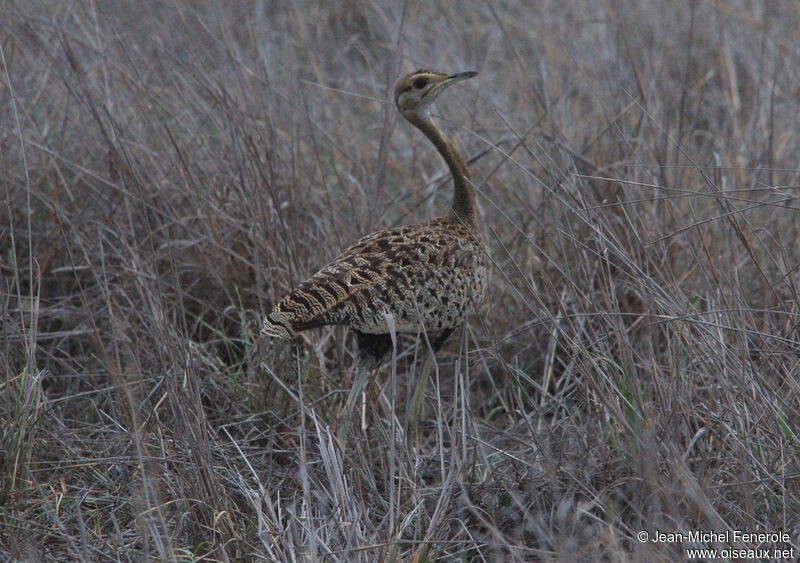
[
  {"left": 336, "top": 363, "right": 371, "bottom": 444},
  {"left": 405, "top": 328, "right": 454, "bottom": 440},
  {"left": 406, "top": 348, "right": 437, "bottom": 439},
  {"left": 335, "top": 331, "right": 393, "bottom": 444}
]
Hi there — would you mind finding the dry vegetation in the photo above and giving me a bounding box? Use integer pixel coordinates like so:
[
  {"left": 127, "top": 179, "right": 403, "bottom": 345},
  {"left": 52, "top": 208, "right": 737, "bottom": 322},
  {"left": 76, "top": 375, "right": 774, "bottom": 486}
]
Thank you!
[{"left": 3, "top": 0, "right": 800, "bottom": 560}]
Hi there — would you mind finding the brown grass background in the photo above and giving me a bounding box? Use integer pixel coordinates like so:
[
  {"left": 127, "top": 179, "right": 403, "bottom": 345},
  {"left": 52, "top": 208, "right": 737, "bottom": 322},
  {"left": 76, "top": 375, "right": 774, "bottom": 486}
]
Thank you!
[{"left": 2, "top": 0, "right": 800, "bottom": 560}]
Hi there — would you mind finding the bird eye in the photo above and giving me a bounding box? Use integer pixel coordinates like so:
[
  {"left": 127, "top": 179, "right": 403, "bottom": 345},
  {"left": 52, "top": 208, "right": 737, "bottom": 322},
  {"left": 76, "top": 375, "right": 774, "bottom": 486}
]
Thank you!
[{"left": 413, "top": 77, "right": 428, "bottom": 89}]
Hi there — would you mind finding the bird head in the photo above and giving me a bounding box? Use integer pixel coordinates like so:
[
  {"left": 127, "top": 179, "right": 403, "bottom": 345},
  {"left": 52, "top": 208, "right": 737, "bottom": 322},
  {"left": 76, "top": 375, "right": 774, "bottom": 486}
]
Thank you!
[{"left": 394, "top": 68, "right": 478, "bottom": 114}]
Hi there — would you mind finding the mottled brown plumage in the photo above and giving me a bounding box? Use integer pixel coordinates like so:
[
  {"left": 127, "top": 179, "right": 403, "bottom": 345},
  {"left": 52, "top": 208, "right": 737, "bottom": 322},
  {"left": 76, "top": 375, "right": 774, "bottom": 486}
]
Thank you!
[{"left": 262, "top": 69, "right": 488, "bottom": 439}]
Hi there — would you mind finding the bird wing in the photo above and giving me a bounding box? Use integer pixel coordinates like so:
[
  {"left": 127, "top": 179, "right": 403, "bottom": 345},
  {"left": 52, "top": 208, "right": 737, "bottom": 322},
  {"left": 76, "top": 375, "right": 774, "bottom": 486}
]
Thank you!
[{"left": 262, "top": 218, "right": 485, "bottom": 338}]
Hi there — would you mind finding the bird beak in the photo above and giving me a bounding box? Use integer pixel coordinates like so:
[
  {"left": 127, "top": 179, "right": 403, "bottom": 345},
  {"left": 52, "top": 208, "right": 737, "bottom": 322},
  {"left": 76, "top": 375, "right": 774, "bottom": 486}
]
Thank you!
[
  {"left": 430, "top": 71, "right": 479, "bottom": 97},
  {"left": 447, "top": 71, "right": 479, "bottom": 81}
]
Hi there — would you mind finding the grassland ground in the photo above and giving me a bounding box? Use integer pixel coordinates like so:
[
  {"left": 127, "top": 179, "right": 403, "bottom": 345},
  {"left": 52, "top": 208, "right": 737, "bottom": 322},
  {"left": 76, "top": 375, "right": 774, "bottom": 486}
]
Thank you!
[{"left": 2, "top": 1, "right": 800, "bottom": 560}]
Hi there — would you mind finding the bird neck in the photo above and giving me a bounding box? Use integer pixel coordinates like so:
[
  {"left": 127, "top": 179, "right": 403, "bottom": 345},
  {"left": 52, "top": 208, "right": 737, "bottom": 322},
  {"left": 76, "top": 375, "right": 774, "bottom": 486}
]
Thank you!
[{"left": 405, "top": 111, "right": 477, "bottom": 226}]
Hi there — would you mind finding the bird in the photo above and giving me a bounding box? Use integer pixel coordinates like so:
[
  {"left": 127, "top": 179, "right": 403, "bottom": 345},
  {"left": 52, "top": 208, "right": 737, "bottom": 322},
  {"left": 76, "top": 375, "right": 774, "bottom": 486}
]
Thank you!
[{"left": 261, "top": 68, "right": 488, "bottom": 442}]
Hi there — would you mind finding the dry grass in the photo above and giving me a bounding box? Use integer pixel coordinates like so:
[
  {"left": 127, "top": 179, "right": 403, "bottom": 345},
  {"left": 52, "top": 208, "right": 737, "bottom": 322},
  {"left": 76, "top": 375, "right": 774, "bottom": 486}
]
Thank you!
[{"left": 3, "top": 0, "right": 800, "bottom": 560}]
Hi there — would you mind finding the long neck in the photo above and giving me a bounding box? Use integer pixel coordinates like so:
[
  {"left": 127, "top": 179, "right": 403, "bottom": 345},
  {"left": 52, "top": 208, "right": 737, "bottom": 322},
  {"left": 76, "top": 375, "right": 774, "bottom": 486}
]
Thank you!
[{"left": 405, "top": 110, "right": 476, "bottom": 226}]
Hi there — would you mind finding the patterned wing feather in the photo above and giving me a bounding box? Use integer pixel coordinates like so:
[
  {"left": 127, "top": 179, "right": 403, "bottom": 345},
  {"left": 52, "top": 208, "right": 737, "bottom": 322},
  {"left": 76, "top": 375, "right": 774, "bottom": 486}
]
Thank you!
[{"left": 261, "top": 218, "right": 487, "bottom": 339}]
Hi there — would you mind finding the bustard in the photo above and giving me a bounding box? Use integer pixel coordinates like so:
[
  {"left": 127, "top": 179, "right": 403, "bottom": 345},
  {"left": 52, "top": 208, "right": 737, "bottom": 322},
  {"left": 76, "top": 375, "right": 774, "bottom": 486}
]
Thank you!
[{"left": 262, "top": 69, "right": 488, "bottom": 442}]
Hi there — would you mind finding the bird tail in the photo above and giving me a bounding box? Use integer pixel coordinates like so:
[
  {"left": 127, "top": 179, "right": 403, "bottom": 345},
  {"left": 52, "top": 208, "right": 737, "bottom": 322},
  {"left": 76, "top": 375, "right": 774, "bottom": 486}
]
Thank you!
[{"left": 261, "top": 312, "right": 295, "bottom": 339}]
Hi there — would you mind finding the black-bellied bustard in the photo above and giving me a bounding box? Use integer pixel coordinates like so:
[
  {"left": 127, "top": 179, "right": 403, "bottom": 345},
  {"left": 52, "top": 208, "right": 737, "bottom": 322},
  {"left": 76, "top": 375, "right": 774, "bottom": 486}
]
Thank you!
[{"left": 262, "top": 69, "right": 487, "bottom": 442}]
